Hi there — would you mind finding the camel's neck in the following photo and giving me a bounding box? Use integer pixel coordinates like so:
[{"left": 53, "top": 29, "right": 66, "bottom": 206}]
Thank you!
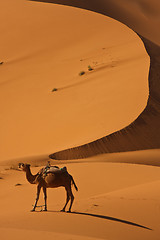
[{"left": 25, "top": 166, "right": 37, "bottom": 184}]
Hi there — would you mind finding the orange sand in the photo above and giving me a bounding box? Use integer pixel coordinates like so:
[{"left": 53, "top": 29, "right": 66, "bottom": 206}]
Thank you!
[
  {"left": 0, "top": 0, "right": 149, "bottom": 161},
  {"left": 0, "top": 0, "right": 160, "bottom": 240}
]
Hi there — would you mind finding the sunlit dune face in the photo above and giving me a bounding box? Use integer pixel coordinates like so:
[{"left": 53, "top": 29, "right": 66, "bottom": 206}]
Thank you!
[{"left": 0, "top": 0, "right": 149, "bottom": 161}]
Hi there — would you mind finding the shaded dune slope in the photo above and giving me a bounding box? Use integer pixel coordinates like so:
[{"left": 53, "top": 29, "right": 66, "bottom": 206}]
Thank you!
[{"left": 30, "top": 0, "right": 160, "bottom": 160}]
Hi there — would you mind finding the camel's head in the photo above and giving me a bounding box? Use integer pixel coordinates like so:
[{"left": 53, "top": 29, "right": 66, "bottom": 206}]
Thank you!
[{"left": 18, "top": 163, "right": 30, "bottom": 171}]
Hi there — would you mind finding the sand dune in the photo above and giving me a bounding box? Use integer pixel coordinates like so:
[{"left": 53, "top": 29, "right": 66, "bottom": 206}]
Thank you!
[
  {"left": 0, "top": 0, "right": 149, "bottom": 162},
  {"left": 1, "top": 1, "right": 160, "bottom": 240},
  {"left": 1, "top": 161, "right": 160, "bottom": 240},
  {"left": 29, "top": 0, "right": 160, "bottom": 159},
  {"left": 49, "top": 38, "right": 160, "bottom": 160},
  {"left": 30, "top": 0, "right": 160, "bottom": 44}
]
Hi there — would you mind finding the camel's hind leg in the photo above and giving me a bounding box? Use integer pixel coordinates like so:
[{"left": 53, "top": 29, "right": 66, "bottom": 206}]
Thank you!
[
  {"left": 43, "top": 187, "right": 47, "bottom": 211},
  {"left": 67, "top": 185, "right": 74, "bottom": 212},
  {"left": 61, "top": 188, "right": 70, "bottom": 212},
  {"left": 69, "top": 191, "right": 74, "bottom": 212},
  {"left": 61, "top": 185, "right": 74, "bottom": 212}
]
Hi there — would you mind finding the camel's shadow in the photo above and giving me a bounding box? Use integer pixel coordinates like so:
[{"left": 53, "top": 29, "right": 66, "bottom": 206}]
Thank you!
[{"left": 47, "top": 210, "right": 152, "bottom": 230}]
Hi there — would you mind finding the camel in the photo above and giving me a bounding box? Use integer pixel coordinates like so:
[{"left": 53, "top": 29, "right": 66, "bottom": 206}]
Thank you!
[{"left": 18, "top": 163, "right": 78, "bottom": 212}]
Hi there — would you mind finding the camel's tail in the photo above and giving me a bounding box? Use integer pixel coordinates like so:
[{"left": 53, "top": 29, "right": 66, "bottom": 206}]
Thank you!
[{"left": 70, "top": 174, "right": 78, "bottom": 191}]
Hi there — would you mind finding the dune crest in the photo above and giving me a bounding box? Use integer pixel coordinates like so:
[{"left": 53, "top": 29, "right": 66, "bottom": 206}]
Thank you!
[
  {"left": 29, "top": 0, "right": 160, "bottom": 159},
  {"left": 0, "top": 0, "right": 149, "bottom": 161},
  {"left": 49, "top": 36, "right": 160, "bottom": 160}
]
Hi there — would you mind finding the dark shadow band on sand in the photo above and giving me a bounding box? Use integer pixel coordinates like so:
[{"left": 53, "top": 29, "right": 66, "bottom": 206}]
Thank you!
[
  {"left": 46, "top": 210, "right": 152, "bottom": 230},
  {"left": 71, "top": 211, "right": 152, "bottom": 230}
]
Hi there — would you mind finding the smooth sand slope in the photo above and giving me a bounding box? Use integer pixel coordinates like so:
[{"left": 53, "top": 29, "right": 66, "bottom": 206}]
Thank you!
[
  {"left": 30, "top": 0, "right": 160, "bottom": 44},
  {"left": 30, "top": 0, "right": 160, "bottom": 159},
  {"left": 0, "top": 0, "right": 149, "bottom": 161},
  {"left": 1, "top": 155, "right": 160, "bottom": 240},
  {"left": 1, "top": 1, "right": 160, "bottom": 240}
]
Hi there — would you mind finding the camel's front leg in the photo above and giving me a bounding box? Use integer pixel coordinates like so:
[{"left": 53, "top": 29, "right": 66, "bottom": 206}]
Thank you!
[
  {"left": 43, "top": 187, "right": 47, "bottom": 211},
  {"left": 31, "top": 185, "right": 41, "bottom": 212}
]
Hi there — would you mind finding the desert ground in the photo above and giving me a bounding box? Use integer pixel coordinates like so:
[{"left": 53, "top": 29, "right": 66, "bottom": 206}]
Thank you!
[{"left": 0, "top": 0, "right": 160, "bottom": 239}]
